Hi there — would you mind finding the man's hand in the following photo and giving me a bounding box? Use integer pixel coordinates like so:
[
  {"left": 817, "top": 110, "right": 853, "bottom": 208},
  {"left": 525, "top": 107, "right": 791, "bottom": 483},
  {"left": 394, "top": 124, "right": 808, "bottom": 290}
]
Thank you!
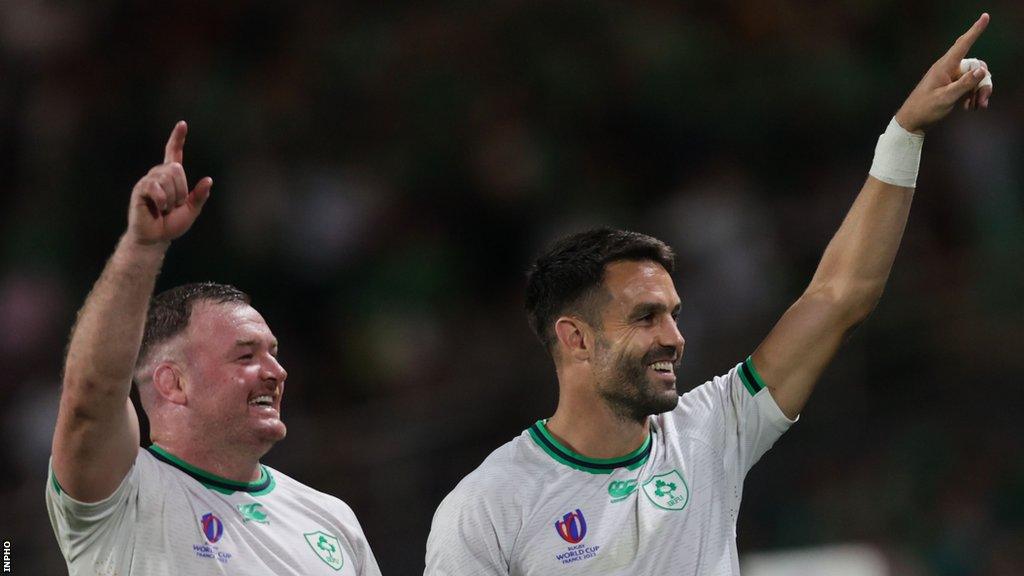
[
  {"left": 127, "top": 121, "right": 213, "bottom": 245},
  {"left": 895, "top": 13, "right": 993, "bottom": 134}
]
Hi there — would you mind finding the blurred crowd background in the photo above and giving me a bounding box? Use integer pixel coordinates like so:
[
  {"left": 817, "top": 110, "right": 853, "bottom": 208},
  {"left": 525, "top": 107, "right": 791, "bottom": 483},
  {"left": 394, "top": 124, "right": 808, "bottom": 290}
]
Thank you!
[{"left": 1, "top": 1, "right": 1022, "bottom": 574}]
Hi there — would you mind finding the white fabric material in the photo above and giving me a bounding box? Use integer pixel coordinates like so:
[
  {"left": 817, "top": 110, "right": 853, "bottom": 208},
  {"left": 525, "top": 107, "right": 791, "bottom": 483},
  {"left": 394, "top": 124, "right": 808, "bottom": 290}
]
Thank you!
[
  {"left": 868, "top": 116, "right": 924, "bottom": 188},
  {"left": 960, "top": 58, "right": 993, "bottom": 89},
  {"left": 425, "top": 361, "right": 796, "bottom": 576},
  {"left": 46, "top": 449, "right": 382, "bottom": 576}
]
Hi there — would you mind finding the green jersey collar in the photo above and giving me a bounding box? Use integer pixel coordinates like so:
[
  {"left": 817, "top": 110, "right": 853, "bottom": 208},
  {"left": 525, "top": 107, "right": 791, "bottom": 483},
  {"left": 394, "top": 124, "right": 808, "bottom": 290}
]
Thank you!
[
  {"left": 528, "top": 420, "right": 652, "bottom": 475},
  {"left": 147, "top": 444, "right": 276, "bottom": 496}
]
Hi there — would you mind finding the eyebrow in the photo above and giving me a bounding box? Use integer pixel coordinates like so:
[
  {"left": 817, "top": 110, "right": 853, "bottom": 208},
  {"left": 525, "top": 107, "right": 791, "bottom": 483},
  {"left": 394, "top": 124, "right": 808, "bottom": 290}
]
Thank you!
[
  {"left": 629, "top": 302, "right": 682, "bottom": 319},
  {"left": 234, "top": 339, "right": 279, "bottom": 350}
]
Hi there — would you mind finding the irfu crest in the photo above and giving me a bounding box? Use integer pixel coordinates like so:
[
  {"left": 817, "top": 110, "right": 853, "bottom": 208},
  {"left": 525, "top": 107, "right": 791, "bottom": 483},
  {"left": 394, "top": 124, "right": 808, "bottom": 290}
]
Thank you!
[
  {"left": 304, "top": 531, "right": 344, "bottom": 571},
  {"left": 642, "top": 470, "right": 689, "bottom": 511}
]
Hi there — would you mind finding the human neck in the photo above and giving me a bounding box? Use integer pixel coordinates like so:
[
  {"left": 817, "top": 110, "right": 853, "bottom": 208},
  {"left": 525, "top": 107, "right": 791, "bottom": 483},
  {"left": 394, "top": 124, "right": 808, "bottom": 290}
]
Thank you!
[
  {"left": 545, "top": 395, "right": 650, "bottom": 460},
  {"left": 150, "top": 433, "right": 266, "bottom": 482}
]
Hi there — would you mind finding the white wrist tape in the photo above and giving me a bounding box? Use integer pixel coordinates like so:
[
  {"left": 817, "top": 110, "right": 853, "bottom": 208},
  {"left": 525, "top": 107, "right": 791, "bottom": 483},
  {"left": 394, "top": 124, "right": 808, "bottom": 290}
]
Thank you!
[
  {"left": 869, "top": 116, "right": 924, "bottom": 188},
  {"left": 960, "top": 58, "right": 993, "bottom": 89}
]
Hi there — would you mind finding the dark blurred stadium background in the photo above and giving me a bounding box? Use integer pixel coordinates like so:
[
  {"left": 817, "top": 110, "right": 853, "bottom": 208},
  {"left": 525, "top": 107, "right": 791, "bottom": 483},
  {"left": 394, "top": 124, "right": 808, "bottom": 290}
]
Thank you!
[{"left": 1, "top": 1, "right": 1022, "bottom": 574}]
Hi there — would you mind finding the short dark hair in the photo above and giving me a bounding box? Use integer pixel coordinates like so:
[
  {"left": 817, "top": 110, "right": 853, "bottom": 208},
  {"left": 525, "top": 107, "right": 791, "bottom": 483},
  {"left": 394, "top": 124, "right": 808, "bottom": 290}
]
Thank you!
[
  {"left": 525, "top": 228, "right": 675, "bottom": 352},
  {"left": 136, "top": 282, "right": 251, "bottom": 374}
]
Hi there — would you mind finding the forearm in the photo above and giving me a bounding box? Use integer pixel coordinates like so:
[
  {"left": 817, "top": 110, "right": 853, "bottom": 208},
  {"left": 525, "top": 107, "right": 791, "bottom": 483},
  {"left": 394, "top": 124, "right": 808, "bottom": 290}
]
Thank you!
[
  {"left": 63, "top": 235, "right": 168, "bottom": 407},
  {"left": 755, "top": 176, "right": 913, "bottom": 418},
  {"left": 751, "top": 14, "right": 992, "bottom": 419},
  {"left": 804, "top": 175, "right": 914, "bottom": 323}
]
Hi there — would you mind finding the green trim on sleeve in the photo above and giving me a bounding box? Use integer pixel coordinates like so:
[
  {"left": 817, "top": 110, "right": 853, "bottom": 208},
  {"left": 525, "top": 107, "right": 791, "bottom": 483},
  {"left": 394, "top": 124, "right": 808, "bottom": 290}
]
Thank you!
[
  {"left": 738, "top": 356, "right": 766, "bottom": 396},
  {"left": 51, "top": 471, "right": 63, "bottom": 495}
]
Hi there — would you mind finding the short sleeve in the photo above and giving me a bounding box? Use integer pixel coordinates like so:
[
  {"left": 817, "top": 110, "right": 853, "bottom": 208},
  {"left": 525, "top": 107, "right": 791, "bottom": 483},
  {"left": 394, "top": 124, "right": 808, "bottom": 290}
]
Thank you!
[
  {"left": 677, "top": 358, "right": 796, "bottom": 486},
  {"left": 330, "top": 497, "right": 384, "bottom": 576},
  {"left": 45, "top": 451, "right": 145, "bottom": 567},
  {"left": 424, "top": 478, "right": 512, "bottom": 576}
]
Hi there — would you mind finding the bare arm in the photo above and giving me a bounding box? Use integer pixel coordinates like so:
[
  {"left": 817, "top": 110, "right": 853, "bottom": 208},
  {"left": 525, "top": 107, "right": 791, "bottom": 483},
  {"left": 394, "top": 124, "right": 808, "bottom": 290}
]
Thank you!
[
  {"left": 52, "top": 122, "right": 212, "bottom": 502},
  {"left": 752, "top": 14, "right": 993, "bottom": 419}
]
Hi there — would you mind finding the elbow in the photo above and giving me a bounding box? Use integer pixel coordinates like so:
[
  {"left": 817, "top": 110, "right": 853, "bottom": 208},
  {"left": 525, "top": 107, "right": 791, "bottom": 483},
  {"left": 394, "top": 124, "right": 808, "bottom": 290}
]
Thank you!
[
  {"left": 802, "top": 280, "right": 885, "bottom": 328},
  {"left": 63, "top": 353, "right": 134, "bottom": 394},
  {"left": 60, "top": 373, "right": 130, "bottom": 420}
]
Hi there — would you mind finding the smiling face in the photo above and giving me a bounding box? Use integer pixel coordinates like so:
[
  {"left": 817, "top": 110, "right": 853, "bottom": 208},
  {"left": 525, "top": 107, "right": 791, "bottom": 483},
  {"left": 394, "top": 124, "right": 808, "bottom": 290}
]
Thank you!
[
  {"left": 590, "top": 260, "right": 685, "bottom": 422},
  {"left": 180, "top": 301, "right": 288, "bottom": 453}
]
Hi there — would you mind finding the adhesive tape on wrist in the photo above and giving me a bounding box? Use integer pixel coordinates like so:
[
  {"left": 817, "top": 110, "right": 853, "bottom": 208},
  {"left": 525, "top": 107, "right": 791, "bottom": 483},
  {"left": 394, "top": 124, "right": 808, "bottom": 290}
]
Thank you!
[
  {"left": 960, "top": 58, "right": 993, "bottom": 89},
  {"left": 868, "top": 116, "right": 924, "bottom": 188}
]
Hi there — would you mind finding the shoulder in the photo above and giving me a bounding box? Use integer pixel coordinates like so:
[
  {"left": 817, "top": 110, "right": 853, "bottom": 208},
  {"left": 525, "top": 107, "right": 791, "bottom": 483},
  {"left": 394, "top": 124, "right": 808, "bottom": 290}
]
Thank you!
[
  {"left": 135, "top": 446, "right": 165, "bottom": 474},
  {"left": 434, "top": 431, "right": 539, "bottom": 522},
  {"left": 658, "top": 365, "right": 745, "bottom": 448},
  {"left": 446, "top": 436, "right": 522, "bottom": 501},
  {"left": 49, "top": 447, "right": 155, "bottom": 502},
  {"left": 263, "top": 466, "right": 361, "bottom": 524},
  {"left": 428, "top": 432, "right": 540, "bottom": 568},
  {"left": 46, "top": 448, "right": 156, "bottom": 544},
  {"left": 673, "top": 362, "right": 748, "bottom": 421}
]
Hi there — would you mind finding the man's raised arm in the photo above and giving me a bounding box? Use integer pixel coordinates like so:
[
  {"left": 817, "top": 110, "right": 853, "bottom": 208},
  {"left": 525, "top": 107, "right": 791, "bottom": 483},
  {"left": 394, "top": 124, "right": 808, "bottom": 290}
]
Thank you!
[
  {"left": 52, "top": 122, "right": 212, "bottom": 502},
  {"left": 751, "top": 14, "right": 993, "bottom": 419}
]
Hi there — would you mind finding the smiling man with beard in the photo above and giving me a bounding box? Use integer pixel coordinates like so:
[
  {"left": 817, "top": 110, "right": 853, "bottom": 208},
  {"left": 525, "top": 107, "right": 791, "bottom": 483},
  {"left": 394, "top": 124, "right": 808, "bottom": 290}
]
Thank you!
[
  {"left": 425, "top": 14, "right": 995, "bottom": 576},
  {"left": 46, "top": 122, "right": 381, "bottom": 575}
]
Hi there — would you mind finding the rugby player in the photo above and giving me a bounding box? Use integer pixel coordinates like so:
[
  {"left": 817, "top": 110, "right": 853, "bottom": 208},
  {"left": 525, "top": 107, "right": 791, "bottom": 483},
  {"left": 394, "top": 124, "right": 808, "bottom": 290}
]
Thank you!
[
  {"left": 47, "top": 122, "right": 381, "bottom": 575},
  {"left": 425, "top": 14, "right": 994, "bottom": 576}
]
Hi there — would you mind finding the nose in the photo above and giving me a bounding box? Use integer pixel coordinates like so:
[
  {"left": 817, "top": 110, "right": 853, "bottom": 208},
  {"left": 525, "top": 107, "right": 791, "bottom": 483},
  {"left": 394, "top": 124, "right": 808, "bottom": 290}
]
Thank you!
[
  {"left": 662, "top": 318, "right": 685, "bottom": 358},
  {"left": 261, "top": 355, "right": 288, "bottom": 383}
]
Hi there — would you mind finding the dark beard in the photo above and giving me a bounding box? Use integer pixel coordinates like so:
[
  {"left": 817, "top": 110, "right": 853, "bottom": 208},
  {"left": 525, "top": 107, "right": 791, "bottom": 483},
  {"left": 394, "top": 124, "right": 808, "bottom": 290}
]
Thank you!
[{"left": 595, "top": 338, "right": 680, "bottom": 423}]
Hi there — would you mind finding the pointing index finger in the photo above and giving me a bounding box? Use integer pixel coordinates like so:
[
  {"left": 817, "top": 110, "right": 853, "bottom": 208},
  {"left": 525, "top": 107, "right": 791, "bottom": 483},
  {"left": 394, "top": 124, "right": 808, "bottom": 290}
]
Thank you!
[
  {"left": 164, "top": 120, "right": 188, "bottom": 165},
  {"left": 943, "top": 13, "right": 990, "bottom": 66}
]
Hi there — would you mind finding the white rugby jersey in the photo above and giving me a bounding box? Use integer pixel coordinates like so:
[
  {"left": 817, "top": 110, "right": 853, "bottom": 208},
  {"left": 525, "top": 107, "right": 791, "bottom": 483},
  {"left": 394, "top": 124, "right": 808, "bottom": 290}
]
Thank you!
[
  {"left": 425, "top": 358, "right": 796, "bottom": 576},
  {"left": 46, "top": 445, "right": 381, "bottom": 576}
]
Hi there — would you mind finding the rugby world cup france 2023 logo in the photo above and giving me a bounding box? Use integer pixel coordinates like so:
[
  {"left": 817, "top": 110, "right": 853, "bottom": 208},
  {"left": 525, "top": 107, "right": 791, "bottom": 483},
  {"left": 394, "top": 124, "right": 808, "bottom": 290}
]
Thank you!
[
  {"left": 555, "top": 509, "right": 587, "bottom": 544},
  {"left": 202, "top": 513, "right": 225, "bottom": 544}
]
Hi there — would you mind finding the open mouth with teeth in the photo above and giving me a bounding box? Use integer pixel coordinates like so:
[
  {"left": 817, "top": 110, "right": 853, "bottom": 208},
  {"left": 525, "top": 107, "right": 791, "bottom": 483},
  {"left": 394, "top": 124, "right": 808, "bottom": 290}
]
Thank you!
[
  {"left": 649, "top": 361, "right": 674, "bottom": 374},
  {"left": 646, "top": 360, "right": 677, "bottom": 385},
  {"left": 248, "top": 394, "right": 276, "bottom": 408}
]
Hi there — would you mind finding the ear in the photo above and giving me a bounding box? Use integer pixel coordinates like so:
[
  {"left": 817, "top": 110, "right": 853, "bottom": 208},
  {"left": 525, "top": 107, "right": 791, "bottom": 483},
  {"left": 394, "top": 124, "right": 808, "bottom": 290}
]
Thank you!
[
  {"left": 152, "top": 363, "right": 188, "bottom": 405},
  {"left": 554, "top": 316, "right": 592, "bottom": 362}
]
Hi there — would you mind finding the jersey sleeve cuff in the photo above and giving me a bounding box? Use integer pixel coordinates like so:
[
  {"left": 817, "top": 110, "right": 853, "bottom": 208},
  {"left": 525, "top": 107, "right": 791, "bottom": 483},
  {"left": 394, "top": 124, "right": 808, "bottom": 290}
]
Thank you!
[
  {"left": 742, "top": 357, "right": 799, "bottom": 428},
  {"left": 755, "top": 386, "right": 799, "bottom": 428},
  {"left": 46, "top": 454, "right": 140, "bottom": 518}
]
